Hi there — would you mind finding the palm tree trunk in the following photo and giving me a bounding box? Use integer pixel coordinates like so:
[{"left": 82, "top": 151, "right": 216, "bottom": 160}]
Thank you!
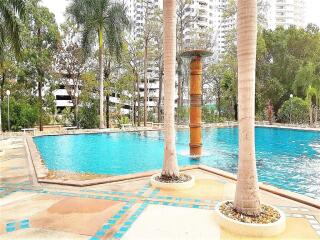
[
  {"left": 133, "top": 79, "right": 137, "bottom": 125},
  {"left": 75, "top": 82, "right": 79, "bottom": 128},
  {"left": 234, "top": 101, "right": 238, "bottom": 121},
  {"left": 177, "top": 57, "right": 183, "bottom": 123},
  {"left": 137, "top": 72, "right": 141, "bottom": 126},
  {"left": 143, "top": 38, "right": 148, "bottom": 127},
  {"left": 38, "top": 81, "right": 43, "bottom": 131},
  {"left": 98, "top": 28, "right": 105, "bottom": 129},
  {"left": 309, "top": 104, "right": 313, "bottom": 126},
  {"left": 234, "top": 0, "right": 261, "bottom": 216},
  {"left": 217, "top": 87, "right": 221, "bottom": 118},
  {"left": 315, "top": 104, "right": 318, "bottom": 126},
  {"left": 106, "top": 94, "right": 110, "bottom": 128},
  {"left": 158, "top": 65, "right": 163, "bottom": 123},
  {"left": 161, "top": 0, "right": 179, "bottom": 178}
]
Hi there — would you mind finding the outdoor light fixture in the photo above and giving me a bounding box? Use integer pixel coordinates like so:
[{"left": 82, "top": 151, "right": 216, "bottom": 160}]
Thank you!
[{"left": 6, "top": 90, "right": 11, "bottom": 131}]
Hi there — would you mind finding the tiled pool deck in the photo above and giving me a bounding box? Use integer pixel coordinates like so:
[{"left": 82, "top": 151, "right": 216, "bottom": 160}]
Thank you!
[{"left": 1, "top": 136, "right": 320, "bottom": 239}]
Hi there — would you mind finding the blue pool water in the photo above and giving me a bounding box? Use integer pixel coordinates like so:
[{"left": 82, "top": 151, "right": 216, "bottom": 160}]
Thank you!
[{"left": 34, "top": 127, "right": 320, "bottom": 200}]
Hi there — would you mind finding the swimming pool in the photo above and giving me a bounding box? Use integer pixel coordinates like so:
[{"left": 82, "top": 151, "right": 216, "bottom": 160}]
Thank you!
[{"left": 34, "top": 127, "right": 320, "bottom": 200}]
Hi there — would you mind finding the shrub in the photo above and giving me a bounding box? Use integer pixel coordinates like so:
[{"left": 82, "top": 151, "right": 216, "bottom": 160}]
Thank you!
[
  {"left": 1, "top": 98, "right": 39, "bottom": 131},
  {"left": 115, "top": 115, "right": 130, "bottom": 128},
  {"left": 60, "top": 107, "right": 75, "bottom": 126},
  {"left": 176, "top": 106, "right": 189, "bottom": 123},
  {"left": 278, "top": 97, "right": 309, "bottom": 124},
  {"left": 78, "top": 100, "right": 99, "bottom": 129},
  {"left": 202, "top": 105, "right": 224, "bottom": 123}
]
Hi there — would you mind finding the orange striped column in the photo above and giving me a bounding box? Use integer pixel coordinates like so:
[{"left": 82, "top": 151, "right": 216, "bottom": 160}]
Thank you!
[
  {"left": 189, "top": 56, "right": 202, "bottom": 156},
  {"left": 181, "top": 50, "right": 212, "bottom": 157}
]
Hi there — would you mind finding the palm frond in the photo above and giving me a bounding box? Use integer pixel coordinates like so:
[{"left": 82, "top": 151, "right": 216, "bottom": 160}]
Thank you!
[
  {"left": 104, "top": 2, "right": 130, "bottom": 61},
  {"left": 0, "top": 0, "right": 25, "bottom": 58},
  {"left": 67, "top": 0, "right": 130, "bottom": 61}
]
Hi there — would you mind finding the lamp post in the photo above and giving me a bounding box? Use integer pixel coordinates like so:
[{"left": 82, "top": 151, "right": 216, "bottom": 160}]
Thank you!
[
  {"left": 181, "top": 49, "right": 212, "bottom": 158},
  {"left": 6, "top": 90, "right": 10, "bottom": 131},
  {"left": 290, "top": 94, "right": 293, "bottom": 124},
  {"left": 74, "top": 91, "right": 79, "bottom": 128}
]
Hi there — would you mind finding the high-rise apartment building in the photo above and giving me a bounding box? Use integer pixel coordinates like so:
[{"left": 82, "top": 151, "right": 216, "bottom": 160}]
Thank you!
[
  {"left": 108, "top": 0, "right": 306, "bottom": 116},
  {"left": 267, "top": 0, "right": 306, "bottom": 29},
  {"left": 181, "top": 0, "right": 215, "bottom": 45}
]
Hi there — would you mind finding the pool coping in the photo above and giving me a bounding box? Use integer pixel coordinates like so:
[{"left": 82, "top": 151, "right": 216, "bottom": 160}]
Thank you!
[
  {"left": 255, "top": 124, "right": 320, "bottom": 132},
  {"left": 26, "top": 126, "right": 320, "bottom": 210}
]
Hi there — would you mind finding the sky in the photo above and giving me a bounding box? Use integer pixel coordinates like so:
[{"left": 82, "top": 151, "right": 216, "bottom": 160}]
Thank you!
[{"left": 42, "top": 0, "right": 320, "bottom": 27}]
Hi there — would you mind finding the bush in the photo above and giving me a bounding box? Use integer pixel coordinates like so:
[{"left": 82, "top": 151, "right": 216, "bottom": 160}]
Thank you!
[
  {"left": 278, "top": 97, "right": 309, "bottom": 124},
  {"left": 176, "top": 106, "right": 189, "bottom": 123},
  {"left": 60, "top": 107, "right": 75, "bottom": 126},
  {"left": 115, "top": 115, "right": 130, "bottom": 128},
  {"left": 78, "top": 100, "right": 99, "bottom": 129},
  {"left": 202, "top": 105, "right": 224, "bottom": 123},
  {"left": 1, "top": 98, "right": 39, "bottom": 131},
  {"left": 147, "top": 110, "right": 156, "bottom": 123}
]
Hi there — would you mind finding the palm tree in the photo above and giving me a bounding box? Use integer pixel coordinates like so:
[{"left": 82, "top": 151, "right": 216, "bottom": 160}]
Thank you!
[
  {"left": 161, "top": 0, "right": 179, "bottom": 178},
  {"left": 68, "top": 0, "right": 130, "bottom": 129},
  {"left": 0, "top": 0, "right": 25, "bottom": 132},
  {"left": 233, "top": 0, "right": 261, "bottom": 216},
  {"left": 0, "top": 0, "right": 25, "bottom": 58}
]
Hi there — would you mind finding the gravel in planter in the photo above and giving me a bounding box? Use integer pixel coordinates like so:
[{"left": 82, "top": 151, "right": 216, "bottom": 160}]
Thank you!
[
  {"left": 219, "top": 201, "right": 281, "bottom": 224},
  {"left": 155, "top": 173, "right": 192, "bottom": 183}
]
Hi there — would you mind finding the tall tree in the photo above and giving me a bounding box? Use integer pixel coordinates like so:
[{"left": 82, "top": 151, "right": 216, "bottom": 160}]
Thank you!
[
  {"left": 234, "top": 0, "right": 261, "bottom": 215},
  {"left": 68, "top": 0, "right": 130, "bottom": 128},
  {"left": 161, "top": 0, "right": 179, "bottom": 178},
  {"left": 148, "top": 8, "right": 164, "bottom": 123},
  {"left": 142, "top": 0, "right": 152, "bottom": 126},
  {"left": 125, "top": 39, "right": 143, "bottom": 126},
  {"left": 20, "top": 0, "right": 59, "bottom": 131},
  {"left": 0, "top": 0, "right": 25, "bottom": 132},
  {"left": 176, "top": 0, "right": 198, "bottom": 120},
  {"left": 55, "top": 19, "right": 87, "bottom": 127}
]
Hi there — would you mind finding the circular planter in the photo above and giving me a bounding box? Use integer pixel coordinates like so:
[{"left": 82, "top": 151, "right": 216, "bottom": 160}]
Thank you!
[
  {"left": 150, "top": 173, "right": 195, "bottom": 190},
  {"left": 214, "top": 201, "right": 286, "bottom": 237}
]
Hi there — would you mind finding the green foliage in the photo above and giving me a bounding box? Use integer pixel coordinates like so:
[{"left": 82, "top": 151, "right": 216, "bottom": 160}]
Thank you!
[
  {"left": 202, "top": 105, "right": 224, "bottom": 123},
  {"left": 207, "top": 24, "right": 320, "bottom": 123},
  {"left": 78, "top": 71, "right": 99, "bottom": 129},
  {"left": 278, "top": 97, "right": 309, "bottom": 124},
  {"left": 60, "top": 107, "right": 75, "bottom": 126},
  {"left": 78, "top": 99, "right": 99, "bottom": 129},
  {"left": 1, "top": 97, "right": 38, "bottom": 131},
  {"left": 147, "top": 110, "right": 156, "bottom": 123},
  {"left": 176, "top": 106, "right": 189, "bottom": 124},
  {"left": 67, "top": 0, "right": 130, "bottom": 60},
  {"left": 114, "top": 115, "right": 130, "bottom": 128},
  {"left": 0, "top": 0, "right": 25, "bottom": 58}
]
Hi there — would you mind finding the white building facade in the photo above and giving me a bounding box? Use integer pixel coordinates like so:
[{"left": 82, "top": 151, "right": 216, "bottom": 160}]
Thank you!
[
  {"left": 267, "top": 0, "right": 306, "bottom": 30},
  {"left": 56, "top": 0, "right": 303, "bottom": 118}
]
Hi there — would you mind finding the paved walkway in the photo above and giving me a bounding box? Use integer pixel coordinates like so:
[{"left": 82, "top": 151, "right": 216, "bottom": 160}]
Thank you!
[{"left": 0, "top": 137, "right": 320, "bottom": 239}]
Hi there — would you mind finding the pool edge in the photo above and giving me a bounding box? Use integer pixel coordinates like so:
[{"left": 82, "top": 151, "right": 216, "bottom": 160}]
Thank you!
[
  {"left": 199, "top": 165, "right": 320, "bottom": 209},
  {"left": 26, "top": 128, "right": 320, "bottom": 210}
]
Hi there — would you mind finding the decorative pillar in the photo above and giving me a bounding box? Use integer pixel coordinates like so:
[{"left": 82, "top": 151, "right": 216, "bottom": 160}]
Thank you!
[{"left": 181, "top": 50, "right": 212, "bottom": 157}]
